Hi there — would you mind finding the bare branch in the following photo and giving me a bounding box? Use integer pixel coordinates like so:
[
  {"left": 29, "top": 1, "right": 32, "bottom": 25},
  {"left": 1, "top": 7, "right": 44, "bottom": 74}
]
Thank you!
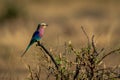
[
  {"left": 97, "top": 48, "right": 120, "bottom": 64},
  {"left": 91, "top": 35, "right": 98, "bottom": 56},
  {"left": 104, "top": 76, "right": 120, "bottom": 80},
  {"left": 98, "top": 48, "right": 105, "bottom": 54},
  {"left": 27, "top": 65, "right": 34, "bottom": 80},
  {"left": 37, "top": 41, "right": 59, "bottom": 70},
  {"left": 81, "top": 26, "right": 90, "bottom": 49},
  {"left": 73, "top": 56, "right": 80, "bottom": 80}
]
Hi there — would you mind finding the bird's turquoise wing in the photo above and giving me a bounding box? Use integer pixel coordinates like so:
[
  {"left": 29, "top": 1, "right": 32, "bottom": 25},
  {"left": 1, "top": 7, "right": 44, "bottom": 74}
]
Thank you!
[
  {"left": 32, "top": 31, "right": 41, "bottom": 41},
  {"left": 21, "top": 31, "right": 41, "bottom": 57}
]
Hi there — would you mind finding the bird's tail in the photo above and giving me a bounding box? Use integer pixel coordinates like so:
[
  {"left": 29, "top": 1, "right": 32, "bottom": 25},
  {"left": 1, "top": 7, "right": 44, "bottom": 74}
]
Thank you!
[{"left": 21, "top": 44, "right": 31, "bottom": 57}]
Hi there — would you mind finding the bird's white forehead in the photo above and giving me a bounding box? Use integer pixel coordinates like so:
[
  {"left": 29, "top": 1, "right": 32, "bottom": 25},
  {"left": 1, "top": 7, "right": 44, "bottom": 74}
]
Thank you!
[{"left": 40, "top": 23, "right": 47, "bottom": 25}]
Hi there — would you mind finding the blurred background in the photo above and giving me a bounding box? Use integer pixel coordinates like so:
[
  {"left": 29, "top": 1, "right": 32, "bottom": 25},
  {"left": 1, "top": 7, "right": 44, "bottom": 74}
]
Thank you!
[{"left": 0, "top": 0, "right": 120, "bottom": 79}]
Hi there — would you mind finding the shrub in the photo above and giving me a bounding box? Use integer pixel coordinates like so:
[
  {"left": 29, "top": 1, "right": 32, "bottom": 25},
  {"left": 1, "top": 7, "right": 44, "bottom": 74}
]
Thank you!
[{"left": 22, "top": 27, "right": 120, "bottom": 80}]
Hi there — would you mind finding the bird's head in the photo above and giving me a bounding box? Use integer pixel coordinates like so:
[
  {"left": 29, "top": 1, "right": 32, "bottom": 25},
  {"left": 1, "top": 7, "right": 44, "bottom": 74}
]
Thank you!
[{"left": 37, "top": 23, "right": 48, "bottom": 30}]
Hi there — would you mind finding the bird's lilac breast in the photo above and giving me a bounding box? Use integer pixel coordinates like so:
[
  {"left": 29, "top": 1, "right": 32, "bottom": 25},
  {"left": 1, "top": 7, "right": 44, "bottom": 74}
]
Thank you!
[{"left": 39, "top": 28, "right": 44, "bottom": 37}]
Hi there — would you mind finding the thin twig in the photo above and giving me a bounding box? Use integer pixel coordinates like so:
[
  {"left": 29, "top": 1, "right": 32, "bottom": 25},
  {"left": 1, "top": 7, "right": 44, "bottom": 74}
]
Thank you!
[
  {"left": 28, "top": 65, "right": 34, "bottom": 80},
  {"left": 91, "top": 35, "right": 98, "bottom": 56},
  {"left": 81, "top": 26, "right": 90, "bottom": 49},
  {"left": 104, "top": 76, "right": 120, "bottom": 80},
  {"left": 97, "top": 48, "right": 120, "bottom": 64},
  {"left": 73, "top": 56, "right": 80, "bottom": 80},
  {"left": 37, "top": 41, "right": 59, "bottom": 70},
  {"left": 98, "top": 48, "right": 104, "bottom": 54}
]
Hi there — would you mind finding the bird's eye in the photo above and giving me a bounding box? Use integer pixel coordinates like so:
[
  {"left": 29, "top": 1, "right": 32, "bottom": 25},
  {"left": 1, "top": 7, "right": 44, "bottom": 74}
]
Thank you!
[{"left": 41, "top": 24, "right": 47, "bottom": 26}]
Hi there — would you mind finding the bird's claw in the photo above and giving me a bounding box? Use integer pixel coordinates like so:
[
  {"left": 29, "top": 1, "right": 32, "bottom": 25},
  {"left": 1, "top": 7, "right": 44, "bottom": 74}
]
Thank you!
[{"left": 36, "top": 41, "right": 43, "bottom": 46}]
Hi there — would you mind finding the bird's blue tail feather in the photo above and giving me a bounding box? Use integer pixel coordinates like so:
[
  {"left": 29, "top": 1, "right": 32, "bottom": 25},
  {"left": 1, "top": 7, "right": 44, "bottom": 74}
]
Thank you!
[{"left": 21, "top": 44, "right": 31, "bottom": 57}]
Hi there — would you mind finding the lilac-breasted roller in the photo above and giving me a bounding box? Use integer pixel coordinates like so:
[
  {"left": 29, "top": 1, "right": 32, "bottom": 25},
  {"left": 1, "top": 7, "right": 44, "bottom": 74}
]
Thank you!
[{"left": 21, "top": 23, "right": 48, "bottom": 57}]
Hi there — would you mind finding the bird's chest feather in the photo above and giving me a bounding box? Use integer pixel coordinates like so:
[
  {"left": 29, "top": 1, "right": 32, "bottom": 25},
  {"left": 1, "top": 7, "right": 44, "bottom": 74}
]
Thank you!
[{"left": 39, "top": 28, "right": 44, "bottom": 37}]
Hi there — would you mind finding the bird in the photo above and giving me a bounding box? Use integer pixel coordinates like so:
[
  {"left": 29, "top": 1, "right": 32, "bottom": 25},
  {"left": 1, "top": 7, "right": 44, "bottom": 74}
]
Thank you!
[{"left": 21, "top": 23, "right": 48, "bottom": 57}]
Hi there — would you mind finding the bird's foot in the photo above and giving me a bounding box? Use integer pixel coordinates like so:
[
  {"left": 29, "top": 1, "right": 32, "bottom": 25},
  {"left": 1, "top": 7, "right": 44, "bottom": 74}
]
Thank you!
[{"left": 36, "top": 41, "right": 43, "bottom": 46}]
